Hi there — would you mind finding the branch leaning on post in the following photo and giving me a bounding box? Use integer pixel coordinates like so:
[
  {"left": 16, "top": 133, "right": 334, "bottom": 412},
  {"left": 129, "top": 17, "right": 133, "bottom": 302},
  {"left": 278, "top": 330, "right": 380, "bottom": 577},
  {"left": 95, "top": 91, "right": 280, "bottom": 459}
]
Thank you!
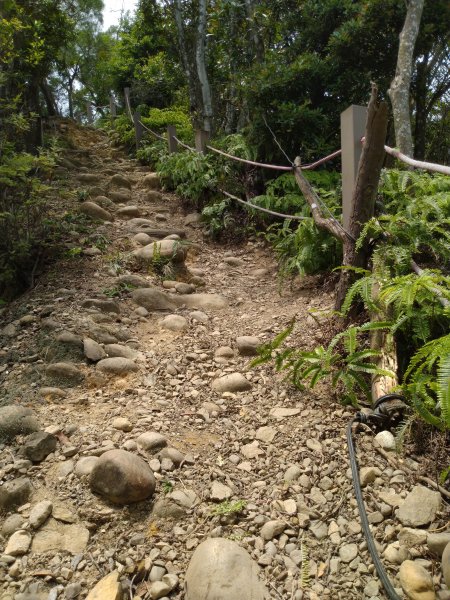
[{"left": 293, "top": 159, "right": 353, "bottom": 242}]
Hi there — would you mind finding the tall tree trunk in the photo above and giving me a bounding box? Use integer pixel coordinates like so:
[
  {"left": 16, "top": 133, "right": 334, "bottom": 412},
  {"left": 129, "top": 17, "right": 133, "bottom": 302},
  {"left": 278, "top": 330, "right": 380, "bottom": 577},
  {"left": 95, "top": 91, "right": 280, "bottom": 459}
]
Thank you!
[
  {"left": 244, "top": 0, "right": 264, "bottom": 62},
  {"left": 413, "top": 55, "right": 428, "bottom": 160},
  {"left": 173, "top": 0, "right": 198, "bottom": 118},
  {"left": 68, "top": 78, "right": 74, "bottom": 119},
  {"left": 40, "top": 80, "right": 59, "bottom": 117},
  {"left": 195, "top": 0, "right": 213, "bottom": 132},
  {"left": 388, "top": 0, "right": 424, "bottom": 157}
]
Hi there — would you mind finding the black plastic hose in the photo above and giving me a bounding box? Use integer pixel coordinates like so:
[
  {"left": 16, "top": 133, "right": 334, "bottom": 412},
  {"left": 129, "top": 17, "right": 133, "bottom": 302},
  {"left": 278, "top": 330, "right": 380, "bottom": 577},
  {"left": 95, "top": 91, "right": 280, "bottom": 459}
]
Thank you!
[{"left": 347, "top": 417, "right": 401, "bottom": 600}]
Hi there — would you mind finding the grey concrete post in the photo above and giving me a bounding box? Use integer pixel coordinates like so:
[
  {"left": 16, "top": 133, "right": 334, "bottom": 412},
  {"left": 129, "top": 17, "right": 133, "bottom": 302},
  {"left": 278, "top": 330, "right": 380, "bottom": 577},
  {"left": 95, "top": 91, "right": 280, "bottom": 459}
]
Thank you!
[
  {"left": 86, "top": 103, "right": 94, "bottom": 124},
  {"left": 109, "top": 96, "right": 116, "bottom": 118},
  {"left": 133, "top": 109, "right": 143, "bottom": 150},
  {"left": 167, "top": 125, "right": 178, "bottom": 153},
  {"left": 341, "top": 105, "right": 367, "bottom": 229},
  {"left": 195, "top": 129, "right": 210, "bottom": 153}
]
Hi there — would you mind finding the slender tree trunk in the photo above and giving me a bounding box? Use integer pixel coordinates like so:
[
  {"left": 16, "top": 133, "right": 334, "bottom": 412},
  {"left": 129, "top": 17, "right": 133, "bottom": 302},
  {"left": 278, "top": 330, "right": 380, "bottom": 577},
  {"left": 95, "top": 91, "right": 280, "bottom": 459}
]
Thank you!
[
  {"left": 414, "top": 55, "right": 428, "bottom": 160},
  {"left": 68, "top": 78, "right": 74, "bottom": 119},
  {"left": 195, "top": 0, "right": 213, "bottom": 132},
  {"left": 173, "top": 0, "right": 198, "bottom": 118},
  {"left": 388, "top": 0, "right": 424, "bottom": 157},
  {"left": 244, "top": 0, "right": 264, "bottom": 62}
]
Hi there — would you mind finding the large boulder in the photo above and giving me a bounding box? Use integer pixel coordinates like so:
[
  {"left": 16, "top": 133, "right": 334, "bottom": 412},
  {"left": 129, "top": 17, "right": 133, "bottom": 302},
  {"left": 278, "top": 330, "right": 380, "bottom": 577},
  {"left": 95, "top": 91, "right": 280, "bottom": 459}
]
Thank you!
[
  {"left": 110, "top": 174, "right": 131, "bottom": 189},
  {"left": 143, "top": 173, "right": 160, "bottom": 189},
  {"left": 184, "top": 538, "right": 270, "bottom": 600},
  {"left": 46, "top": 362, "right": 84, "bottom": 386},
  {"left": 109, "top": 189, "right": 132, "bottom": 203},
  {"left": 79, "top": 201, "right": 113, "bottom": 222},
  {"left": 90, "top": 449, "right": 156, "bottom": 504},
  {"left": 132, "top": 287, "right": 178, "bottom": 311},
  {"left": 0, "top": 405, "right": 40, "bottom": 442},
  {"left": 135, "top": 239, "right": 187, "bottom": 264},
  {"left": 96, "top": 357, "right": 138, "bottom": 375}
]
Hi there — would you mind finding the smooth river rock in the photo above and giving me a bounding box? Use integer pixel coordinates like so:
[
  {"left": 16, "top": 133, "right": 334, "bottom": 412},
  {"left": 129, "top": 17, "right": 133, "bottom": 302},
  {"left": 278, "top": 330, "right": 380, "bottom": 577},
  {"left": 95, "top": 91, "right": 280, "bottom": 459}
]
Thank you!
[
  {"left": 97, "top": 357, "right": 138, "bottom": 375},
  {"left": 79, "top": 201, "right": 113, "bottom": 221},
  {"left": 132, "top": 287, "right": 177, "bottom": 311},
  {"left": 159, "top": 314, "right": 188, "bottom": 332},
  {"left": 184, "top": 538, "right": 270, "bottom": 600},
  {"left": 236, "top": 336, "right": 260, "bottom": 356},
  {"left": 90, "top": 449, "right": 156, "bottom": 504},
  {"left": 399, "top": 560, "right": 436, "bottom": 600},
  {"left": 135, "top": 239, "right": 186, "bottom": 264},
  {"left": 212, "top": 373, "right": 252, "bottom": 393}
]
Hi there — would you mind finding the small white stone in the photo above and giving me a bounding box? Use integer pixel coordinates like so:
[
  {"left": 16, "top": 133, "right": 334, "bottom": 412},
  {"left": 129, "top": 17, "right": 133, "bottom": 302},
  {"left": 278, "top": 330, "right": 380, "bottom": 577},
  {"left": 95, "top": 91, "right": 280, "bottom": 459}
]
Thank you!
[
  {"left": 374, "top": 430, "right": 396, "bottom": 450},
  {"left": 29, "top": 500, "right": 53, "bottom": 529}
]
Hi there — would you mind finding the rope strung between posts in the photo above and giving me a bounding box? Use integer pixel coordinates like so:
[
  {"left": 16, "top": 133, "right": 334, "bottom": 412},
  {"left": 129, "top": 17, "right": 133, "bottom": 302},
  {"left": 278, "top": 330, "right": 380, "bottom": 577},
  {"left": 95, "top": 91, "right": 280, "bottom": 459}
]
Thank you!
[
  {"left": 206, "top": 144, "right": 342, "bottom": 171},
  {"left": 138, "top": 120, "right": 165, "bottom": 141},
  {"left": 219, "top": 189, "right": 310, "bottom": 220},
  {"left": 173, "top": 136, "right": 196, "bottom": 151}
]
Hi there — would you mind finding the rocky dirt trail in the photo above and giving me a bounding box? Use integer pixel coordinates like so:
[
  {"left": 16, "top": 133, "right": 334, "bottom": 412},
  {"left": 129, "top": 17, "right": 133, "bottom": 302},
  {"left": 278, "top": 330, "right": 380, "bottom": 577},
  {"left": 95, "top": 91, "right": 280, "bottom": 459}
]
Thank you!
[{"left": 0, "top": 123, "right": 449, "bottom": 600}]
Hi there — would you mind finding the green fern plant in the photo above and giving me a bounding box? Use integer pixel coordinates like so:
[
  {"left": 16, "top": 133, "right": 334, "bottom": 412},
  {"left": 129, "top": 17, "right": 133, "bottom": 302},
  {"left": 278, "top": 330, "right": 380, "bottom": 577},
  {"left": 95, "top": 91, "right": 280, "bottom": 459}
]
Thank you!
[
  {"left": 252, "top": 320, "right": 394, "bottom": 406},
  {"left": 403, "top": 333, "right": 450, "bottom": 431}
]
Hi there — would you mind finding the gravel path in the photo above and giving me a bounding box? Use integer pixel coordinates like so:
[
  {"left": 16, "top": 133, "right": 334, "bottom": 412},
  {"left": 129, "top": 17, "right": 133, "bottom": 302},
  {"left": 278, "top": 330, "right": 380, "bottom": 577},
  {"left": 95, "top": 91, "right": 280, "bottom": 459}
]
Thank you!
[{"left": 0, "top": 123, "right": 448, "bottom": 600}]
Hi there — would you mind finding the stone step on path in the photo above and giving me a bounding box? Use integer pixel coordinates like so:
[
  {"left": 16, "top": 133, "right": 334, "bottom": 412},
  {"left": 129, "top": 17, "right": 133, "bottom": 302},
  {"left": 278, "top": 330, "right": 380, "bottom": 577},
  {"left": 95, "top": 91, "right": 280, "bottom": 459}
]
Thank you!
[{"left": 0, "top": 124, "right": 448, "bottom": 600}]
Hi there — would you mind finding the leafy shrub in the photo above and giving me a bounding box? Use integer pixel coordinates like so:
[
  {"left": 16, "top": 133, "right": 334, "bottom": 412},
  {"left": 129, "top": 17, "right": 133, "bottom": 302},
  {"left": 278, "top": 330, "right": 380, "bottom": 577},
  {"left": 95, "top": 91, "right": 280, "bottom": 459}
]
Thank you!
[
  {"left": 109, "top": 113, "right": 135, "bottom": 146},
  {"left": 252, "top": 171, "right": 342, "bottom": 276},
  {"left": 156, "top": 149, "right": 218, "bottom": 209},
  {"left": 109, "top": 106, "right": 193, "bottom": 151},
  {"left": 0, "top": 148, "right": 60, "bottom": 299},
  {"left": 140, "top": 106, "right": 193, "bottom": 141}
]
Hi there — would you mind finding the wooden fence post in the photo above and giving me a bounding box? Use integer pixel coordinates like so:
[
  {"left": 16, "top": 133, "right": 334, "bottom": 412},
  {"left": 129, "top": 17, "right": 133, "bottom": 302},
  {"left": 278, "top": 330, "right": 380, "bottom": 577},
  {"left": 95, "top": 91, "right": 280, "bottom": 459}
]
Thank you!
[
  {"left": 109, "top": 96, "right": 116, "bottom": 118},
  {"left": 133, "top": 109, "right": 143, "bottom": 150},
  {"left": 86, "top": 102, "right": 94, "bottom": 124},
  {"left": 167, "top": 125, "right": 178, "bottom": 153},
  {"left": 340, "top": 105, "right": 367, "bottom": 230},
  {"left": 195, "top": 129, "right": 210, "bottom": 153}
]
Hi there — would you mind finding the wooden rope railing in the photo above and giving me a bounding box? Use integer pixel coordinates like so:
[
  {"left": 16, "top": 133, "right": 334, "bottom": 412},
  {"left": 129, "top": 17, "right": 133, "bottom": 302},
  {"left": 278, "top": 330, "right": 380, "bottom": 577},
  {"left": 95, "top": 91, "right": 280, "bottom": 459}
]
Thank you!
[
  {"left": 172, "top": 136, "right": 195, "bottom": 151},
  {"left": 206, "top": 144, "right": 342, "bottom": 171},
  {"left": 219, "top": 189, "right": 310, "bottom": 220}
]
